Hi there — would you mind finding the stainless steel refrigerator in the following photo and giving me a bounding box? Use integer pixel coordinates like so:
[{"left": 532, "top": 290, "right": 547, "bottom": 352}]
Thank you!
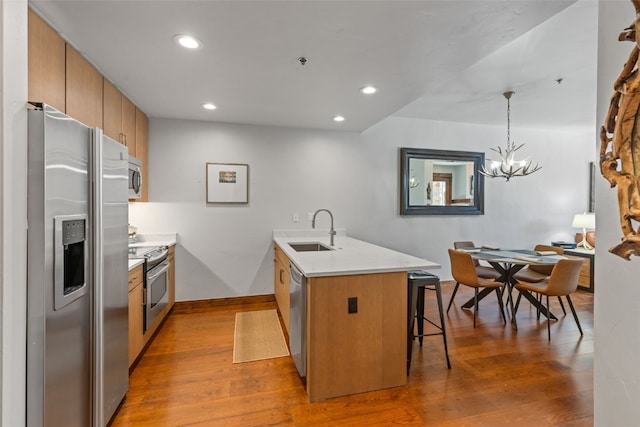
[{"left": 27, "top": 104, "right": 129, "bottom": 426}]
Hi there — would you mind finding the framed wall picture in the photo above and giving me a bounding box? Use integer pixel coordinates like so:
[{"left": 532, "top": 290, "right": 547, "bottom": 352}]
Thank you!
[{"left": 206, "top": 163, "right": 249, "bottom": 203}]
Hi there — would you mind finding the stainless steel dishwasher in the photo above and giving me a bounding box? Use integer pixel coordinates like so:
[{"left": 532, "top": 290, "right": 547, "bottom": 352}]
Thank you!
[{"left": 289, "top": 262, "right": 306, "bottom": 377}]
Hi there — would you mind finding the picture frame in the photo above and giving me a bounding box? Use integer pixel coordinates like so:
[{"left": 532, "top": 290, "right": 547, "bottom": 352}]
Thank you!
[{"left": 206, "top": 163, "right": 249, "bottom": 203}]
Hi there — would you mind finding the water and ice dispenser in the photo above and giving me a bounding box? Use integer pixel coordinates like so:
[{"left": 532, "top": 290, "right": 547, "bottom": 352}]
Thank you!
[{"left": 54, "top": 215, "right": 88, "bottom": 310}]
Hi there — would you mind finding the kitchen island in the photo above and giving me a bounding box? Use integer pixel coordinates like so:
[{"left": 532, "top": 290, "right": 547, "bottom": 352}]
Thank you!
[{"left": 273, "top": 230, "right": 439, "bottom": 402}]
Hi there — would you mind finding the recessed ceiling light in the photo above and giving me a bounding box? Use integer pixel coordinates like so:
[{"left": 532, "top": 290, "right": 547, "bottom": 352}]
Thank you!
[
  {"left": 174, "top": 34, "right": 202, "bottom": 50},
  {"left": 360, "top": 86, "right": 377, "bottom": 95},
  {"left": 333, "top": 115, "right": 345, "bottom": 122},
  {"left": 202, "top": 103, "right": 216, "bottom": 110}
]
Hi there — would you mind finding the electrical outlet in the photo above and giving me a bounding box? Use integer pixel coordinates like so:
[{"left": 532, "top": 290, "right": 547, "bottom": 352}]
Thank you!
[
  {"left": 292, "top": 212, "right": 299, "bottom": 223},
  {"left": 348, "top": 297, "right": 358, "bottom": 314}
]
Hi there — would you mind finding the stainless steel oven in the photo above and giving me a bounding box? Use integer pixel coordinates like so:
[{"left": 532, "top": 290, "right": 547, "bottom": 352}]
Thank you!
[
  {"left": 145, "top": 258, "right": 169, "bottom": 331},
  {"left": 128, "top": 245, "right": 169, "bottom": 331}
]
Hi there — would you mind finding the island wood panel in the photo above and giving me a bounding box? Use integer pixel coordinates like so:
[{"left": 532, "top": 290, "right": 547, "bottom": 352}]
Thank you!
[
  {"left": 134, "top": 108, "right": 149, "bottom": 201},
  {"left": 273, "top": 245, "right": 291, "bottom": 335},
  {"left": 28, "top": 9, "right": 66, "bottom": 112},
  {"left": 66, "top": 44, "right": 103, "bottom": 129},
  {"left": 306, "top": 271, "right": 407, "bottom": 402}
]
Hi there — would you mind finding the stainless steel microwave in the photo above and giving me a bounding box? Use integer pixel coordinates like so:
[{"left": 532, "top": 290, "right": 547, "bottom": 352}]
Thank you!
[{"left": 128, "top": 156, "right": 142, "bottom": 199}]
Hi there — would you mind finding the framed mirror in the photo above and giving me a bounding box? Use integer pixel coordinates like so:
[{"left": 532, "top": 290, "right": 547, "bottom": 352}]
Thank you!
[{"left": 400, "top": 147, "right": 485, "bottom": 215}]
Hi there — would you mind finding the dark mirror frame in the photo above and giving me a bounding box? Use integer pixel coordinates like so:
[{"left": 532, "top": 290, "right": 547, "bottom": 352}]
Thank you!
[{"left": 400, "top": 147, "right": 485, "bottom": 215}]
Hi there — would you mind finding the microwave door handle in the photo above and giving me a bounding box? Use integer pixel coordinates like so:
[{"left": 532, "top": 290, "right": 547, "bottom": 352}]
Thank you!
[{"left": 134, "top": 170, "right": 142, "bottom": 193}]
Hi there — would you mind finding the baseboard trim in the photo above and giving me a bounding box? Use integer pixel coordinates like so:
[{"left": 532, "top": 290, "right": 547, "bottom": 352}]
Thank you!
[{"left": 172, "top": 294, "right": 276, "bottom": 314}]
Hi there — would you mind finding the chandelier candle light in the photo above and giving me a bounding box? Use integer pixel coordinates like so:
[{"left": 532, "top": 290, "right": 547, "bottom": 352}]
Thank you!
[{"left": 480, "top": 91, "right": 541, "bottom": 181}]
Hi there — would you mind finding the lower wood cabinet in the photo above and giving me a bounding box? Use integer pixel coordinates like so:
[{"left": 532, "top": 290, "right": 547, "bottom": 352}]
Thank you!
[
  {"left": 274, "top": 244, "right": 290, "bottom": 335},
  {"left": 565, "top": 249, "right": 595, "bottom": 292},
  {"left": 128, "top": 264, "right": 144, "bottom": 368},
  {"left": 129, "top": 244, "right": 177, "bottom": 368}
]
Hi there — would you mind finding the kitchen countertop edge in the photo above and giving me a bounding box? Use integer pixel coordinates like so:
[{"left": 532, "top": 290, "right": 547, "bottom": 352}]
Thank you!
[
  {"left": 273, "top": 232, "right": 440, "bottom": 278},
  {"left": 128, "top": 258, "right": 144, "bottom": 271}
]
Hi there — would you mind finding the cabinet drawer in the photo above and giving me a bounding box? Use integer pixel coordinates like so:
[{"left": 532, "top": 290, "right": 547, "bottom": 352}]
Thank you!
[
  {"left": 128, "top": 264, "right": 143, "bottom": 291},
  {"left": 274, "top": 245, "right": 290, "bottom": 274}
]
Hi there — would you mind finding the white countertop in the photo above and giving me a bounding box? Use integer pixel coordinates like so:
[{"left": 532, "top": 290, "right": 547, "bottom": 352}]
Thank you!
[
  {"left": 273, "top": 230, "right": 440, "bottom": 278},
  {"left": 128, "top": 258, "right": 144, "bottom": 271},
  {"left": 129, "top": 233, "right": 177, "bottom": 248},
  {"left": 128, "top": 233, "right": 177, "bottom": 271}
]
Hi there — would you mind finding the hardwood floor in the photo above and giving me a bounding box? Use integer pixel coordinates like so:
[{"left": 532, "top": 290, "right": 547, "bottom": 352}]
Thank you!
[{"left": 111, "top": 282, "right": 593, "bottom": 426}]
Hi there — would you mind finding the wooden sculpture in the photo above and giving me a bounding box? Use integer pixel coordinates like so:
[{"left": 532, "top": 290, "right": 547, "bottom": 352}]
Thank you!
[{"left": 600, "top": 0, "right": 640, "bottom": 259}]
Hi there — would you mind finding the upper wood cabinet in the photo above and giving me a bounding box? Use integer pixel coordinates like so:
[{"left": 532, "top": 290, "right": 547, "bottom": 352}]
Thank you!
[
  {"left": 28, "top": 9, "right": 65, "bottom": 111},
  {"left": 103, "top": 79, "right": 137, "bottom": 156},
  {"left": 103, "top": 79, "right": 122, "bottom": 141},
  {"left": 66, "top": 44, "right": 103, "bottom": 129},
  {"left": 29, "top": 8, "right": 150, "bottom": 203},
  {"left": 135, "top": 107, "right": 149, "bottom": 202},
  {"left": 122, "top": 96, "right": 136, "bottom": 156}
]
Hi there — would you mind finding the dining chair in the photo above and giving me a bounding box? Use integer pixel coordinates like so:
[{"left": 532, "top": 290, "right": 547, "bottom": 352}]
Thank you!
[
  {"left": 448, "top": 241, "right": 501, "bottom": 313},
  {"left": 447, "top": 249, "right": 506, "bottom": 328},
  {"left": 514, "top": 258, "right": 585, "bottom": 340},
  {"left": 513, "top": 244, "right": 567, "bottom": 315}
]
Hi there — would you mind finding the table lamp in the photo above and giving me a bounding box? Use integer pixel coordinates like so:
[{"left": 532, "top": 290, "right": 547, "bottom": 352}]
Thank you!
[{"left": 572, "top": 213, "right": 595, "bottom": 250}]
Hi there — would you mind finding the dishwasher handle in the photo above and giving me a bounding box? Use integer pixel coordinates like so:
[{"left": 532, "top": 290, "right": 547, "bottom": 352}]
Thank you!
[{"left": 290, "top": 263, "right": 305, "bottom": 285}]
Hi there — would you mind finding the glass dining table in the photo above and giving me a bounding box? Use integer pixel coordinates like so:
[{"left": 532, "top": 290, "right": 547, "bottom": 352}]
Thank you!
[{"left": 459, "top": 247, "right": 566, "bottom": 329}]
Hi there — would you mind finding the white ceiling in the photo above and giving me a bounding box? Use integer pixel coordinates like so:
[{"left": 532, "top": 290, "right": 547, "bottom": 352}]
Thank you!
[{"left": 29, "top": 0, "right": 597, "bottom": 133}]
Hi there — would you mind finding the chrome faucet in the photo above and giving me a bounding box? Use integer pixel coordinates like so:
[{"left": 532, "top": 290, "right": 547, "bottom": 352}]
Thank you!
[{"left": 312, "top": 209, "right": 336, "bottom": 246}]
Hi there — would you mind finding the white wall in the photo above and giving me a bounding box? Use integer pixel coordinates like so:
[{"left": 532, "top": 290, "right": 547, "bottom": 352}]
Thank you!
[
  {"left": 129, "top": 115, "right": 594, "bottom": 301},
  {"left": 594, "top": 2, "right": 640, "bottom": 425}
]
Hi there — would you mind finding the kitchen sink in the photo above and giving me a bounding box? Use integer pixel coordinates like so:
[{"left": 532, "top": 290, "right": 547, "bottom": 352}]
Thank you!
[{"left": 288, "top": 242, "right": 333, "bottom": 252}]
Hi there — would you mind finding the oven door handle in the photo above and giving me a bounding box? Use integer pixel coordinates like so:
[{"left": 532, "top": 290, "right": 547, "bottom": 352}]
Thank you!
[{"left": 147, "top": 260, "right": 169, "bottom": 282}]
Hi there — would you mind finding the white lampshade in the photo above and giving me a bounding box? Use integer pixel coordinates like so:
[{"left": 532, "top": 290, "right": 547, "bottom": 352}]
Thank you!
[{"left": 572, "top": 213, "right": 595, "bottom": 229}]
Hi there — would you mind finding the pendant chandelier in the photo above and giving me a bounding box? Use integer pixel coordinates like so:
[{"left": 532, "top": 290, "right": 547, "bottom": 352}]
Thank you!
[{"left": 479, "top": 91, "right": 541, "bottom": 182}]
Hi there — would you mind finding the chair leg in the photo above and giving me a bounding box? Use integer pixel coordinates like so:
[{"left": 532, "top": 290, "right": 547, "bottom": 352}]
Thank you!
[
  {"left": 473, "top": 288, "right": 478, "bottom": 328},
  {"left": 446, "top": 282, "right": 460, "bottom": 313},
  {"left": 496, "top": 287, "right": 507, "bottom": 323},
  {"left": 514, "top": 292, "right": 522, "bottom": 315},
  {"left": 537, "top": 293, "right": 542, "bottom": 319},
  {"left": 546, "top": 295, "right": 551, "bottom": 341},
  {"left": 433, "top": 281, "right": 451, "bottom": 369},
  {"left": 417, "top": 286, "right": 425, "bottom": 346},
  {"left": 566, "top": 295, "right": 583, "bottom": 336},
  {"left": 557, "top": 296, "right": 567, "bottom": 315}
]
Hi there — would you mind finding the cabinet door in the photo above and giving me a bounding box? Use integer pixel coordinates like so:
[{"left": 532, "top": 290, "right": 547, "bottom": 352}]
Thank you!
[
  {"left": 66, "top": 44, "right": 103, "bottom": 128},
  {"left": 135, "top": 108, "right": 149, "bottom": 201},
  {"left": 28, "top": 9, "right": 66, "bottom": 111},
  {"left": 122, "top": 96, "right": 137, "bottom": 156},
  {"left": 103, "top": 79, "right": 122, "bottom": 142},
  {"left": 128, "top": 282, "right": 144, "bottom": 367},
  {"left": 274, "top": 246, "right": 290, "bottom": 334}
]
